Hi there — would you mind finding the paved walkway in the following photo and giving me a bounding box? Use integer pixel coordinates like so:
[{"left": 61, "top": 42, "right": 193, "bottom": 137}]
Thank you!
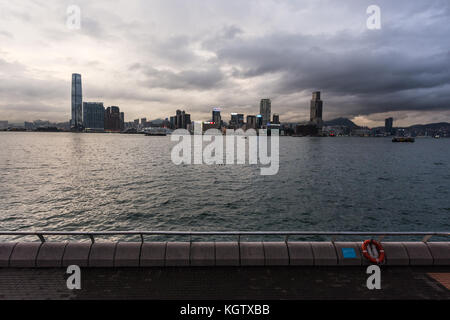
[{"left": 0, "top": 266, "right": 448, "bottom": 300}]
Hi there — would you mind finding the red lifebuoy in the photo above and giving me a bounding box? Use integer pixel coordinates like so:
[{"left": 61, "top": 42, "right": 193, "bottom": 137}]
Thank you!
[{"left": 362, "top": 239, "right": 385, "bottom": 264}]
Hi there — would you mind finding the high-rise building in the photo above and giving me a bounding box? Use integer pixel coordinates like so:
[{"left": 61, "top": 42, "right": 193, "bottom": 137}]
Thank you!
[
  {"left": 246, "top": 115, "right": 256, "bottom": 129},
  {"left": 176, "top": 110, "right": 182, "bottom": 129},
  {"left": 212, "top": 108, "right": 221, "bottom": 128},
  {"left": 273, "top": 113, "right": 280, "bottom": 124},
  {"left": 256, "top": 114, "right": 263, "bottom": 129},
  {"left": 310, "top": 91, "right": 323, "bottom": 127},
  {"left": 230, "top": 113, "right": 244, "bottom": 128},
  {"left": 260, "top": 99, "right": 271, "bottom": 126},
  {"left": 104, "top": 106, "right": 124, "bottom": 132},
  {"left": 71, "top": 73, "right": 83, "bottom": 130},
  {"left": 83, "top": 102, "right": 105, "bottom": 131},
  {"left": 230, "top": 113, "right": 238, "bottom": 126},
  {"left": 172, "top": 110, "right": 191, "bottom": 129},
  {"left": 385, "top": 117, "right": 394, "bottom": 135}
]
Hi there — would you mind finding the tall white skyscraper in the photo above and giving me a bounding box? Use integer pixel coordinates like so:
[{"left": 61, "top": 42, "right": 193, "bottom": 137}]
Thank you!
[{"left": 71, "top": 73, "right": 83, "bottom": 130}]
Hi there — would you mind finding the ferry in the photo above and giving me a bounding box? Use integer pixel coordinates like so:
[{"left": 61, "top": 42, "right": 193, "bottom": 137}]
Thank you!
[
  {"left": 392, "top": 137, "right": 415, "bottom": 142},
  {"left": 143, "top": 127, "right": 171, "bottom": 136}
]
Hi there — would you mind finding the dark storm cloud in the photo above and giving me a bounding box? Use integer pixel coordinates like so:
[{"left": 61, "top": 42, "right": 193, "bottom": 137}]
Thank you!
[
  {"left": 1, "top": 0, "right": 450, "bottom": 124},
  {"left": 202, "top": 22, "right": 450, "bottom": 117}
]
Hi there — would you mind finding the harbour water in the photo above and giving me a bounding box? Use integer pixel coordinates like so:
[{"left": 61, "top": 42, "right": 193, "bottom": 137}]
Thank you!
[{"left": 0, "top": 132, "right": 449, "bottom": 241}]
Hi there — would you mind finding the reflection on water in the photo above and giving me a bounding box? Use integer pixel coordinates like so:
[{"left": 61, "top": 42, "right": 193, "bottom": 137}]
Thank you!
[{"left": 0, "top": 132, "right": 449, "bottom": 241}]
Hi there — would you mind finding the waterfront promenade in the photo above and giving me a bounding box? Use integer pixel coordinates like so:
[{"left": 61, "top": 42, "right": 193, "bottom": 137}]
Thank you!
[
  {"left": 0, "top": 235, "right": 448, "bottom": 299},
  {"left": 1, "top": 266, "right": 449, "bottom": 300}
]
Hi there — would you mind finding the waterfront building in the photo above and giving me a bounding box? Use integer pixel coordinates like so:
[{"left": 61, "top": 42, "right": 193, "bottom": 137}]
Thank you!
[
  {"left": 246, "top": 115, "right": 256, "bottom": 130},
  {"left": 295, "top": 123, "right": 319, "bottom": 136},
  {"left": 260, "top": 99, "right": 271, "bottom": 126},
  {"left": 229, "top": 113, "right": 244, "bottom": 129},
  {"left": 171, "top": 110, "right": 191, "bottom": 129},
  {"left": 256, "top": 114, "right": 263, "bottom": 129},
  {"left": 104, "top": 106, "right": 124, "bottom": 132},
  {"left": 71, "top": 73, "right": 83, "bottom": 130},
  {"left": 24, "top": 122, "right": 34, "bottom": 130},
  {"left": 83, "top": 102, "right": 105, "bottom": 131},
  {"left": 133, "top": 119, "right": 139, "bottom": 128},
  {"left": 212, "top": 108, "right": 222, "bottom": 129},
  {"left": 176, "top": 110, "right": 182, "bottom": 128},
  {"left": 273, "top": 113, "right": 280, "bottom": 124},
  {"left": 202, "top": 121, "right": 217, "bottom": 132},
  {"left": 385, "top": 117, "right": 394, "bottom": 135},
  {"left": 0, "top": 120, "right": 8, "bottom": 129},
  {"left": 310, "top": 91, "right": 323, "bottom": 128},
  {"left": 237, "top": 114, "right": 244, "bottom": 126}
]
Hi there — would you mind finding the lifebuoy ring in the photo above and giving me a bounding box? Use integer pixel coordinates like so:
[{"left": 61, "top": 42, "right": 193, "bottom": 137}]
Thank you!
[{"left": 362, "top": 239, "right": 385, "bottom": 264}]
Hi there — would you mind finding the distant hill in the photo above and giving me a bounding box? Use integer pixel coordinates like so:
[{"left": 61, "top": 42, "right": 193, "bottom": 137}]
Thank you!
[
  {"left": 404, "top": 122, "right": 450, "bottom": 130},
  {"left": 150, "top": 118, "right": 164, "bottom": 124},
  {"left": 324, "top": 117, "right": 360, "bottom": 129}
]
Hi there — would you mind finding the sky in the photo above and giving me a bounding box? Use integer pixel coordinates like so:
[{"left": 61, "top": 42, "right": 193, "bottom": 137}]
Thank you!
[{"left": 0, "top": 0, "right": 449, "bottom": 127}]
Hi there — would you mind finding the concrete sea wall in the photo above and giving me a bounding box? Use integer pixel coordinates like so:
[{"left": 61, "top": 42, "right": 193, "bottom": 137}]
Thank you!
[{"left": 0, "top": 241, "right": 448, "bottom": 268}]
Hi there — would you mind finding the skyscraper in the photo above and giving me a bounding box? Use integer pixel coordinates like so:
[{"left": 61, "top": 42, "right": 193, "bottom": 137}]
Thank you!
[
  {"left": 256, "top": 114, "right": 263, "bottom": 129},
  {"left": 260, "top": 99, "right": 271, "bottom": 126},
  {"left": 246, "top": 115, "right": 256, "bottom": 129},
  {"left": 212, "top": 108, "right": 221, "bottom": 128},
  {"left": 172, "top": 110, "right": 191, "bottom": 129},
  {"left": 310, "top": 91, "right": 323, "bottom": 127},
  {"left": 385, "top": 117, "right": 394, "bottom": 135},
  {"left": 83, "top": 102, "right": 105, "bottom": 131},
  {"left": 273, "top": 113, "right": 280, "bottom": 124},
  {"left": 71, "top": 73, "right": 82, "bottom": 130},
  {"left": 104, "top": 106, "right": 124, "bottom": 132}
]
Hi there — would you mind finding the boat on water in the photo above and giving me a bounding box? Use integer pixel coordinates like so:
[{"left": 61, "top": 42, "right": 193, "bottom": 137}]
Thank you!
[
  {"left": 145, "top": 132, "right": 167, "bottom": 136},
  {"left": 392, "top": 137, "right": 415, "bottom": 142},
  {"left": 143, "top": 127, "right": 171, "bottom": 136}
]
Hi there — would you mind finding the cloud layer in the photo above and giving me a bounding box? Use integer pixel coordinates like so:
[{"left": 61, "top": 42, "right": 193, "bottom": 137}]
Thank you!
[{"left": 0, "top": 0, "right": 449, "bottom": 126}]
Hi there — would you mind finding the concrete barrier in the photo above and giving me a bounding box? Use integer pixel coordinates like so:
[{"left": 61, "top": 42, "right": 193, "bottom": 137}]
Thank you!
[
  {"left": 9, "top": 242, "right": 42, "bottom": 267},
  {"left": 426, "top": 242, "right": 450, "bottom": 265},
  {"left": 382, "top": 242, "right": 409, "bottom": 265},
  {"left": 62, "top": 242, "right": 92, "bottom": 267},
  {"left": 287, "top": 242, "right": 314, "bottom": 265},
  {"left": 334, "top": 242, "right": 362, "bottom": 266},
  {"left": 36, "top": 242, "right": 68, "bottom": 268},
  {"left": 89, "top": 242, "right": 117, "bottom": 267},
  {"left": 215, "top": 242, "right": 239, "bottom": 266},
  {"left": 114, "top": 242, "right": 141, "bottom": 267},
  {"left": 190, "top": 242, "right": 215, "bottom": 266},
  {"left": 165, "top": 242, "right": 190, "bottom": 266},
  {"left": 263, "top": 242, "right": 289, "bottom": 266},
  {"left": 140, "top": 242, "right": 166, "bottom": 267},
  {"left": 403, "top": 242, "right": 433, "bottom": 266},
  {"left": 240, "top": 242, "right": 265, "bottom": 266},
  {"left": 0, "top": 243, "right": 16, "bottom": 267},
  {"left": 311, "top": 242, "right": 337, "bottom": 266},
  {"left": 1, "top": 241, "right": 448, "bottom": 267}
]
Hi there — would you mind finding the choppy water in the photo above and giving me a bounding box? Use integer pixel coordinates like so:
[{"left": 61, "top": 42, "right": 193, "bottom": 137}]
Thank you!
[{"left": 0, "top": 132, "right": 449, "bottom": 241}]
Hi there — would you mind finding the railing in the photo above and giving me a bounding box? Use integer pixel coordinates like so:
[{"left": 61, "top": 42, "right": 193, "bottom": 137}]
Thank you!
[{"left": 0, "top": 231, "right": 448, "bottom": 243}]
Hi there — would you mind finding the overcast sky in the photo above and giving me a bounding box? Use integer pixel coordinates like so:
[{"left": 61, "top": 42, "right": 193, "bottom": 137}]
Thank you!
[{"left": 0, "top": 0, "right": 449, "bottom": 126}]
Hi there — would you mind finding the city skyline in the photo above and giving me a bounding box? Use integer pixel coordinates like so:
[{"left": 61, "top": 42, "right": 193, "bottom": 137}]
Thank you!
[{"left": 0, "top": 0, "right": 449, "bottom": 127}]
